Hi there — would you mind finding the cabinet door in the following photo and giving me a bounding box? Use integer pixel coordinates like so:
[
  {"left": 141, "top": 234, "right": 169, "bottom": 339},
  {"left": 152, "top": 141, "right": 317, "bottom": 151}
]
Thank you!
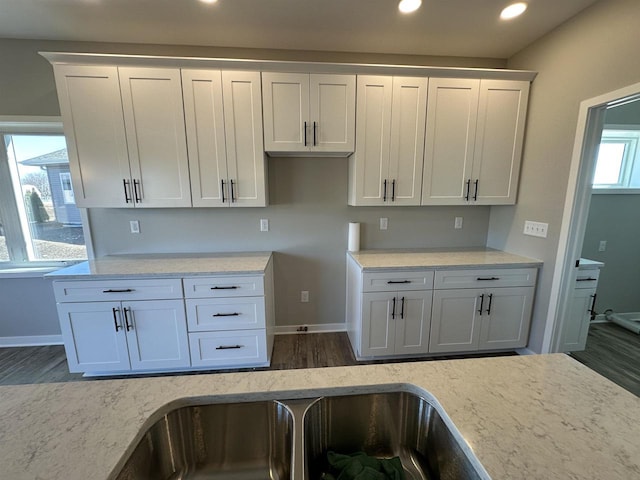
[
  {"left": 348, "top": 76, "right": 393, "bottom": 206},
  {"left": 361, "top": 292, "right": 396, "bottom": 357},
  {"left": 559, "top": 287, "right": 596, "bottom": 352},
  {"left": 57, "top": 302, "right": 130, "bottom": 373},
  {"left": 309, "top": 74, "right": 356, "bottom": 153},
  {"left": 471, "top": 80, "right": 529, "bottom": 205},
  {"left": 123, "top": 300, "right": 190, "bottom": 370},
  {"left": 53, "top": 65, "right": 132, "bottom": 208},
  {"left": 422, "top": 78, "right": 479, "bottom": 205},
  {"left": 222, "top": 71, "right": 267, "bottom": 207},
  {"left": 388, "top": 77, "right": 427, "bottom": 206},
  {"left": 478, "top": 287, "right": 534, "bottom": 350},
  {"left": 262, "top": 72, "right": 309, "bottom": 152},
  {"left": 119, "top": 67, "right": 192, "bottom": 207},
  {"left": 430, "top": 289, "right": 483, "bottom": 353},
  {"left": 182, "top": 69, "right": 229, "bottom": 207},
  {"left": 394, "top": 290, "right": 432, "bottom": 355}
]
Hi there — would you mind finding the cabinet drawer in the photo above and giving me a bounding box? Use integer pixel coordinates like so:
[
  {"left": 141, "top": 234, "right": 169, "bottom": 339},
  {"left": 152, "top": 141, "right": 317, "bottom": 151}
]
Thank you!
[
  {"left": 186, "top": 297, "right": 265, "bottom": 331},
  {"left": 53, "top": 279, "right": 183, "bottom": 303},
  {"left": 362, "top": 270, "right": 434, "bottom": 292},
  {"left": 575, "top": 270, "right": 600, "bottom": 288},
  {"left": 434, "top": 268, "right": 537, "bottom": 289},
  {"left": 189, "top": 329, "right": 267, "bottom": 367},
  {"left": 183, "top": 276, "right": 264, "bottom": 298}
]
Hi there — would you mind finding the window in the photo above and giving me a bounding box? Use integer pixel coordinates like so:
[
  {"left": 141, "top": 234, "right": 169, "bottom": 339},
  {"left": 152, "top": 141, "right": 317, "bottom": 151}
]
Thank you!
[
  {"left": 0, "top": 119, "right": 88, "bottom": 265},
  {"left": 593, "top": 128, "right": 640, "bottom": 192}
]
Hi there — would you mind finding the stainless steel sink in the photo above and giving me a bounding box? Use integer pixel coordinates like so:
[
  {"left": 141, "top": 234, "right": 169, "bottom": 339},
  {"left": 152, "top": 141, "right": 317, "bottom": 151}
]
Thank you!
[
  {"left": 112, "top": 390, "right": 488, "bottom": 480},
  {"left": 304, "top": 392, "right": 485, "bottom": 480},
  {"left": 114, "top": 400, "right": 293, "bottom": 480}
]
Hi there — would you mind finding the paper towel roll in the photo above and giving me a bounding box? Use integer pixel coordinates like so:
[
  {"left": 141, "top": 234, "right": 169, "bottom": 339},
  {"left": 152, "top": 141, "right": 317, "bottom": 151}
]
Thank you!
[{"left": 348, "top": 222, "right": 360, "bottom": 252}]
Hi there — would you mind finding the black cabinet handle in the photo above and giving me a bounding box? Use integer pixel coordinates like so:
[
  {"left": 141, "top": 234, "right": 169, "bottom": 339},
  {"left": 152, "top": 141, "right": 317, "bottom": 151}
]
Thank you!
[
  {"left": 589, "top": 293, "right": 597, "bottom": 316},
  {"left": 103, "top": 289, "right": 134, "bottom": 293},
  {"left": 133, "top": 179, "right": 142, "bottom": 203},
  {"left": 478, "top": 294, "right": 485, "bottom": 316},
  {"left": 313, "top": 121, "right": 317, "bottom": 146},
  {"left": 391, "top": 179, "right": 396, "bottom": 202},
  {"left": 387, "top": 280, "right": 411, "bottom": 284},
  {"left": 211, "top": 286, "right": 240, "bottom": 290},
  {"left": 304, "top": 121, "right": 307, "bottom": 146},
  {"left": 216, "top": 345, "right": 243, "bottom": 350},
  {"left": 230, "top": 179, "right": 236, "bottom": 203},
  {"left": 123, "top": 179, "right": 132, "bottom": 203},
  {"left": 577, "top": 277, "right": 597, "bottom": 282},
  {"left": 383, "top": 179, "right": 387, "bottom": 202},
  {"left": 486, "top": 293, "right": 493, "bottom": 315},
  {"left": 112, "top": 307, "right": 122, "bottom": 332},
  {"left": 391, "top": 297, "right": 396, "bottom": 319},
  {"left": 400, "top": 297, "right": 405, "bottom": 319},
  {"left": 123, "top": 307, "right": 133, "bottom": 331},
  {"left": 221, "top": 179, "right": 226, "bottom": 203},
  {"left": 213, "top": 312, "right": 241, "bottom": 317},
  {"left": 465, "top": 179, "right": 471, "bottom": 201},
  {"left": 477, "top": 277, "right": 500, "bottom": 281},
  {"left": 473, "top": 179, "right": 479, "bottom": 201}
]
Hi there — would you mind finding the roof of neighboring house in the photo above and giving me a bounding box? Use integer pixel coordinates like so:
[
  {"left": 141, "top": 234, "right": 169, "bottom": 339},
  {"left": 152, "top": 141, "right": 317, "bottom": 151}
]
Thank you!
[{"left": 20, "top": 148, "right": 69, "bottom": 167}]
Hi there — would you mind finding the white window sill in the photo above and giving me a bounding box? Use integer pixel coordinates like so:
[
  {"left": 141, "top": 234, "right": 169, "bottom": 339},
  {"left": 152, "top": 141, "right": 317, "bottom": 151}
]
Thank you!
[
  {"left": 592, "top": 188, "right": 640, "bottom": 194},
  {"left": 0, "top": 261, "right": 84, "bottom": 279}
]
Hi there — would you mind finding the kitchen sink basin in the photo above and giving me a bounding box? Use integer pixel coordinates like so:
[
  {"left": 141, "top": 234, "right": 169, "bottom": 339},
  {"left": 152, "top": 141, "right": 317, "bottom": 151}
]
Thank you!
[
  {"left": 114, "top": 400, "right": 293, "bottom": 480},
  {"left": 112, "top": 390, "right": 487, "bottom": 480}
]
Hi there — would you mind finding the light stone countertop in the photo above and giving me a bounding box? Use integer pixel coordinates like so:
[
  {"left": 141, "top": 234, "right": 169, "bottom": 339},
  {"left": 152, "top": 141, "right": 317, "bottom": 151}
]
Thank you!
[
  {"left": 349, "top": 247, "right": 542, "bottom": 270},
  {"left": 578, "top": 257, "right": 605, "bottom": 270},
  {"left": 1, "top": 354, "right": 639, "bottom": 480},
  {"left": 45, "top": 252, "right": 273, "bottom": 279}
]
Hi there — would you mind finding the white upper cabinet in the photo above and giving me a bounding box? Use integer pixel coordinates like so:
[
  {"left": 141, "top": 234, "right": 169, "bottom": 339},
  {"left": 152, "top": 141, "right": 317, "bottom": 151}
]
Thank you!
[
  {"left": 348, "top": 76, "right": 427, "bottom": 206},
  {"left": 262, "top": 72, "right": 355, "bottom": 155},
  {"left": 119, "top": 67, "right": 192, "bottom": 208},
  {"left": 422, "top": 78, "right": 529, "bottom": 205},
  {"left": 53, "top": 65, "right": 132, "bottom": 208},
  {"left": 183, "top": 70, "right": 266, "bottom": 207}
]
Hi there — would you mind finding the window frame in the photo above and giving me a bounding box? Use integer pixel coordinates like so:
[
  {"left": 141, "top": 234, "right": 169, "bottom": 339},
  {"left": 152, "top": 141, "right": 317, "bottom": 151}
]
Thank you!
[
  {"left": 0, "top": 116, "right": 93, "bottom": 268},
  {"left": 593, "top": 124, "right": 640, "bottom": 194}
]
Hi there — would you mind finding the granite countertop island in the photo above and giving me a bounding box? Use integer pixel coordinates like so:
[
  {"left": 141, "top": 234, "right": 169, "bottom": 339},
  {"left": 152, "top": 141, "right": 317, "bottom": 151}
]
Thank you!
[
  {"left": 1, "top": 354, "right": 639, "bottom": 480},
  {"left": 45, "top": 252, "right": 273, "bottom": 279},
  {"left": 349, "top": 247, "right": 542, "bottom": 271}
]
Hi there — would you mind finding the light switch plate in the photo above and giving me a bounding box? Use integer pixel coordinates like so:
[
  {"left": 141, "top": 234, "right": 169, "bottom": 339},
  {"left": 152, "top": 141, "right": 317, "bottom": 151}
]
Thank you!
[
  {"left": 260, "top": 219, "right": 269, "bottom": 232},
  {"left": 598, "top": 240, "right": 607, "bottom": 252},
  {"left": 129, "top": 220, "right": 140, "bottom": 234},
  {"left": 379, "top": 218, "right": 388, "bottom": 230},
  {"left": 454, "top": 217, "right": 463, "bottom": 229},
  {"left": 523, "top": 220, "right": 548, "bottom": 238}
]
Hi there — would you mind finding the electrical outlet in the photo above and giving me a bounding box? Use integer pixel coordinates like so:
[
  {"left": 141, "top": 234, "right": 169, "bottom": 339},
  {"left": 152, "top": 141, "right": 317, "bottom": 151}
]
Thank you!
[
  {"left": 301, "top": 290, "right": 309, "bottom": 303},
  {"left": 598, "top": 240, "right": 607, "bottom": 252},
  {"left": 379, "top": 217, "right": 388, "bottom": 230},
  {"left": 523, "top": 220, "right": 548, "bottom": 238},
  {"left": 454, "top": 217, "right": 463, "bottom": 229},
  {"left": 260, "top": 219, "right": 269, "bottom": 232},
  {"left": 296, "top": 326, "right": 309, "bottom": 332},
  {"left": 129, "top": 220, "right": 140, "bottom": 234}
]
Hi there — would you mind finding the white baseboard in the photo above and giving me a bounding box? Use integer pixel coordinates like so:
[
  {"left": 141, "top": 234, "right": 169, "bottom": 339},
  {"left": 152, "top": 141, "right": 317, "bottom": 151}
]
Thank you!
[
  {"left": 274, "top": 323, "right": 346, "bottom": 335},
  {"left": 0, "top": 335, "right": 64, "bottom": 347},
  {"left": 590, "top": 313, "right": 609, "bottom": 324}
]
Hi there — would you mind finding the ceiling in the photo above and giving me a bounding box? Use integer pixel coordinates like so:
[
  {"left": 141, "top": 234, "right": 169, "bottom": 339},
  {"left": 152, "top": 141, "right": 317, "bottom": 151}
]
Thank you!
[{"left": 0, "top": 0, "right": 601, "bottom": 59}]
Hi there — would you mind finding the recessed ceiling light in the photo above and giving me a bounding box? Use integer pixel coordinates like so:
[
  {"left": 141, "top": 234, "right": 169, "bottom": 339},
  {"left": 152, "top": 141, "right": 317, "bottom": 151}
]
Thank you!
[
  {"left": 200, "top": 0, "right": 218, "bottom": 4},
  {"left": 500, "top": 2, "right": 527, "bottom": 20},
  {"left": 398, "top": 0, "right": 422, "bottom": 14}
]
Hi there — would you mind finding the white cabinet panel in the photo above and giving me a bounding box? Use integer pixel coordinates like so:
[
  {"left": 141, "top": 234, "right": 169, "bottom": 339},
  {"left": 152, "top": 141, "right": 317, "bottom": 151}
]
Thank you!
[
  {"left": 361, "top": 293, "right": 395, "bottom": 357},
  {"left": 560, "top": 284, "right": 598, "bottom": 353},
  {"left": 183, "top": 275, "right": 264, "bottom": 298},
  {"left": 186, "top": 297, "right": 266, "bottom": 331},
  {"left": 362, "top": 270, "right": 434, "bottom": 293},
  {"left": 189, "top": 329, "right": 268, "bottom": 367},
  {"left": 430, "top": 289, "right": 483, "bottom": 353},
  {"left": 53, "top": 279, "right": 183, "bottom": 303},
  {"left": 119, "top": 67, "right": 191, "bottom": 207},
  {"left": 53, "top": 65, "right": 132, "bottom": 208},
  {"left": 478, "top": 287, "right": 533, "bottom": 349},
  {"left": 310, "top": 74, "right": 356, "bottom": 153},
  {"left": 394, "top": 291, "right": 432, "bottom": 355},
  {"left": 434, "top": 268, "right": 537, "bottom": 290},
  {"left": 262, "top": 72, "right": 309, "bottom": 152}
]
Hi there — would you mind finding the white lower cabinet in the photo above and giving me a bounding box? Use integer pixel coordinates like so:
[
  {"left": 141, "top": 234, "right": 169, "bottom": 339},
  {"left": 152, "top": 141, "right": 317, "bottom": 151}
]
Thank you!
[
  {"left": 558, "top": 266, "right": 601, "bottom": 352},
  {"left": 57, "top": 298, "right": 189, "bottom": 373}
]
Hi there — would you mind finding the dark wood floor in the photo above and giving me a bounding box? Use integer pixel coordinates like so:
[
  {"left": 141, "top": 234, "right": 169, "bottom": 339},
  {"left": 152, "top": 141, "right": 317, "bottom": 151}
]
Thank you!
[
  {"left": 0, "top": 333, "right": 513, "bottom": 386},
  {"left": 571, "top": 322, "right": 640, "bottom": 397}
]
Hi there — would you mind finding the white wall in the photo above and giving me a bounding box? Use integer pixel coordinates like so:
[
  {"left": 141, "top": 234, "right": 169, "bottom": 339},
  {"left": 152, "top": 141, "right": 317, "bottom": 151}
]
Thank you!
[{"left": 488, "top": 0, "right": 640, "bottom": 352}]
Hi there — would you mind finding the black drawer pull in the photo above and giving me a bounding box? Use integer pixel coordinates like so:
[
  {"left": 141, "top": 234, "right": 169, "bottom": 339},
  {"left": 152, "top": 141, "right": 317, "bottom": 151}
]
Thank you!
[
  {"left": 213, "top": 312, "right": 241, "bottom": 317},
  {"left": 577, "top": 277, "right": 597, "bottom": 282},
  {"left": 476, "top": 277, "right": 500, "bottom": 281},
  {"left": 216, "top": 345, "right": 243, "bottom": 350},
  {"left": 103, "top": 289, "right": 134, "bottom": 293},
  {"left": 387, "top": 280, "right": 411, "bottom": 284},
  {"left": 211, "top": 286, "right": 240, "bottom": 290}
]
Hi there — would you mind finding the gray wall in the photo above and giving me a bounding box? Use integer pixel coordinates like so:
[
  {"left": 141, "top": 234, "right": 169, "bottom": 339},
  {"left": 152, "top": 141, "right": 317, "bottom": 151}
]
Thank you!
[
  {"left": 0, "top": 277, "right": 60, "bottom": 337},
  {"left": 581, "top": 194, "right": 640, "bottom": 314},
  {"left": 90, "top": 157, "right": 490, "bottom": 326},
  {"left": 605, "top": 98, "right": 640, "bottom": 125},
  {"left": 488, "top": 0, "right": 640, "bottom": 352}
]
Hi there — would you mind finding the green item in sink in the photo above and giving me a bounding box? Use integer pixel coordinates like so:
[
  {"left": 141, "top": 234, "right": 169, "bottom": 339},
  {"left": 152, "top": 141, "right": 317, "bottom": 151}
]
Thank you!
[{"left": 323, "top": 451, "right": 406, "bottom": 480}]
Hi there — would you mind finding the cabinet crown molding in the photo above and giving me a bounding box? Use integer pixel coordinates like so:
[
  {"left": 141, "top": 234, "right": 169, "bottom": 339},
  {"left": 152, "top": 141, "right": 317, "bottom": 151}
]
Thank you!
[{"left": 39, "top": 51, "right": 537, "bottom": 81}]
